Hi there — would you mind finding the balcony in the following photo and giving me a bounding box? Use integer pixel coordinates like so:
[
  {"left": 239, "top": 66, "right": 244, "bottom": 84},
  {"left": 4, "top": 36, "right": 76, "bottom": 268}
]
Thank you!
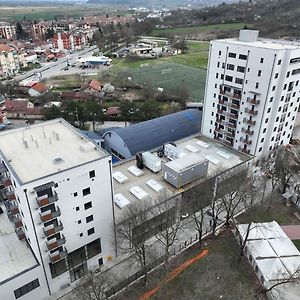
[
  {"left": 46, "top": 235, "right": 66, "bottom": 251},
  {"left": 218, "top": 99, "right": 225, "bottom": 105},
  {"left": 37, "top": 192, "right": 58, "bottom": 208},
  {"left": 223, "top": 140, "right": 234, "bottom": 147},
  {"left": 2, "top": 176, "right": 12, "bottom": 187},
  {"left": 228, "top": 103, "right": 240, "bottom": 110},
  {"left": 247, "top": 97, "right": 260, "bottom": 105},
  {"left": 240, "top": 137, "right": 252, "bottom": 145},
  {"left": 245, "top": 108, "right": 258, "bottom": 116},
  {"left": 227, "top": 112, "right": 238, "bottom": 120},
  {"left": 40, "top": 207, "right": 61, "bottom": 223},
  {"left": 238, "top": 146, "right": 250, "bottom": 154},
  {"left": 15, "top": 228, "right": 26, "bottom": 240},
  {"left": 49, "top": 249, "right": 67, "bottom": 263},
  {"left": 44, "top": 222, "right": 64, "bottom": 237},
  {"left": 243, "top": 118, "right": 256, "bottom": 126},
  {"left": 241, "top": 128, "right": 254, "bottom": 135},
  {"left": 8, "top": 204, "right": 20, "bottom": 215},
  {"left": 6, "top": 191, "right": 16, "bottom": 201},
  {"left": 226, "top": 122, "right": 236, "bottom": 129},
  {"left": 220, "top": 89, "right": 242, "bottom": 100},
  {"left": 12, "top": 216, "right": 23, "bottom": 228}
]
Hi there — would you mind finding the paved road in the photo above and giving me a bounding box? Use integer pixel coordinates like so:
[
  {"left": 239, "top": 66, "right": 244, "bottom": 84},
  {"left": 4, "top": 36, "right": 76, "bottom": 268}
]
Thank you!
[{"left": 13, "top": 45, "right": 98, "bottom": 82}]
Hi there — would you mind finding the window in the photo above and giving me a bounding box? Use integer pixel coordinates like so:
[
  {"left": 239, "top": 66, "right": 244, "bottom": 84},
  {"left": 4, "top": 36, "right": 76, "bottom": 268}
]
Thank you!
[
  {"left": 84, "top": 201, "right": 92, "bottom": 210},
  {"left": 82, "top": 187, "right": 91, "bottom": 196},
  {"left": 259, "top": 147, "right": 262, "bottom": 152},
  {"left": 217, "top": 62, "right": 220, "bottom": 67},
  {"left": 239, "top": 54, "right": 247, "bottom": 60},
  {"left": 272, "top": 86, "right": 276, "bottom": 91},
  {"left": 275, "top": 73, "right": 279, "bottom": 79},
  {"left": 290, "top": 57, "right": 300, "bottom": 63},
  {"left": 292, "top": 68, "right": 300, "bottom": 75},
  {"left": 225, "top": 75, "right": 233, "bottom": 82},
  {"left": 87, "top": 228, "right": 95, "bottom": 236},
  {"left": 265, "top": 118, "right": 269, "bottom": 123},
  {"left": 267, "top": 108, "right": 271, "bottom": 113},
  {"left": 286, "top": 71, "right": 290, "bottom": 78},
  {"left": 258, "top": 70, "right": 261, "bottom": 76},
  {"left": 76, "top": 206, "right": 80, "bottom": 211},
  {"left": 283, "top": 84, "right": 287, "bottom": 90},
  {"left": 216, "top": 73, "right": 219, "bottom": 79},
  {"left": 278, "top": 59, "right": 282, "bottom": 65},
  {"left": 263, "top": 128, "right": 266, "bottom": 133},
  {"left": 86, "top": 215, "right": 94, "bottom": 223},
  {"left": 87, "top": 238, "right": 102, "bottom": 259},
  {"left": 235, "top": 78, "right": 243, "bottom": 84},
  {"left": 78, "top": 220, "right": 81, "bottom": 224},
  {"left": 49, "top": 260, "right": 67, "bottom": 278},
  {"left": 261, "top": 138, "right": 264, "bottom": 143},
  {"left": 255, "top": 82, "right": 259, "bottom": 88},
  {"left": 227, "top": 63, "right": 234, "bottom": 70},
  {"left": 74, "top": 192, "right": 78, "bottom": 197},
  {"left": 229, "top": 52, "right": 236, "bottom": 58},
  {"left": 79, "top": 233, "right": 83, "bottom": 237},
  {"left": 278, "top": 106, "right": 282, "bottom": 112},
  {"left": 260, "top": 58, "right": 264, "bottom": 63},
  {"left": 270, "top": 97, "right": 273, "bottom": 103},
  {"left": 89, "top": 170, "right": 95, "bottom": 178},
  {"left": 14, "top": 279, "right": 40, "bottom": 299},
  {"left": 221, "top": 74, "right": 224, "bottom": 80},
  {"left": 237, "top": 66, "right": 245, "bottom": 73},
  {"left": 219, "top": 50, "right": 221, "bottom": 56}
]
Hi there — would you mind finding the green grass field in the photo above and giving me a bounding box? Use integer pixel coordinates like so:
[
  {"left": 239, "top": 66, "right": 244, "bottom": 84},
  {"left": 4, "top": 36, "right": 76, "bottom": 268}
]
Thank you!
[
  {"left": 112, "top": 60, "right": 206, "bottom": 102},
  {"left": 162, "top": 52, "right": 208, "bottom": 69},
  {"left": 152, "top": 23, "right": 247, "bottom": 37}
]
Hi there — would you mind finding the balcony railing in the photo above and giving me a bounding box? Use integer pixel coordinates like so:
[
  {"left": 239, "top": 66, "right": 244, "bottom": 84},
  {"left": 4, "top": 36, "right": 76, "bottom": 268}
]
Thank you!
[
  {"left": 6, "top": 191, "right": 16, "bottom": 201},
  {"left": 240, "top": 137, "right": 252, "bottom": 145},
  {"left": 247, "top": 97, "right": 260, "bottom": 105},
  {"left": 223, "top": 140, "right": 234, "bottom": 147},
  {"left": 44, "top": 222, "right": 64, "bottom": 237},
  {"left": 15, "top": 228, "right": 26, "bottom": 240},
  {"left": 12, "top": 216, "right": 23, "bottom": 228},
  {"left": 8, "top": 204, "right": 20, "bottom": 215},
  {"left": 243, "top": 118, "right": 256, "bottom": 126},
  {"left": 228, "top": 103, "right": 240, "bottom": 110},
  {"left": 49, "top": 249, "right": 67, "bottom": 263},
  {"left": 40, "top": 207, "right": 61, "bottom": 223},
  {"left": 46, "top": 235, "right": 66, "bottom": 251},
  {"left": 2, "top": 176, "right": 12, "bottom": 187},
  {"left": 245, "top": 108, "right": 258, "bottom": 115},
  {"left": 238, "top": 146, "right": 250, "bottom": 154},
  {"left": 241, "top": 128, "right": 254, "bottom": 135},
  {"left": 220, "top": 89, "right": 242, "bottom": 100},
  {"left": 37, "top": 191, "right": 58, "bottom": 208}
]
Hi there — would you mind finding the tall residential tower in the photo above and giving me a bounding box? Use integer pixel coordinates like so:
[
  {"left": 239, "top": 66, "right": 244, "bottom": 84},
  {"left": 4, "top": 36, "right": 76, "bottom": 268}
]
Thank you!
[{"left": 202, "top": 30, "right": 300, "bottom": 156}]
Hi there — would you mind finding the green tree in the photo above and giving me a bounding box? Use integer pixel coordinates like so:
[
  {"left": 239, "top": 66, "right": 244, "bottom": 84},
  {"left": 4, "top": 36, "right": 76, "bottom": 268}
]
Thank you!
[
  {"left": 16, "top": 22, "right": 28, "bottom": 40},
  {"left": 138, "top": 100, "right": 161, "bottom": 121},
  {"left": 44, "top": 105, "right": 62, "bottom": 120}
]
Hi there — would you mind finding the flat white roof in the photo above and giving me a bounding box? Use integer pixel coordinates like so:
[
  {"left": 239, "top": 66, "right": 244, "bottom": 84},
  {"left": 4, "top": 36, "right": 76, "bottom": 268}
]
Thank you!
[
  {"left": 256, "top": 258, "right": 290, "bottom": 282},
  {"left": 113, "top": 134, "right": 250, "bottom": 221},
  {"left": 246, "top": 240, "right": 277, "bottom": 259},
  {"left": 0, "top": 119, "right": 107, "bottom": 183},
  {"left": 0, "top": 205, "right": 37, "bottom": 284},
  {"left": 215, "top": 38, "right": 300, "bottom": 50}
]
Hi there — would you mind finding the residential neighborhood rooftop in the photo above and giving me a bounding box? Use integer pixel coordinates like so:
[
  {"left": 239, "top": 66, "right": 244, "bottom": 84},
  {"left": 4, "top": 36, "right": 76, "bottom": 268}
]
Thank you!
[{"left": 0, "top": 119, "right": 108, "bottom": 183}]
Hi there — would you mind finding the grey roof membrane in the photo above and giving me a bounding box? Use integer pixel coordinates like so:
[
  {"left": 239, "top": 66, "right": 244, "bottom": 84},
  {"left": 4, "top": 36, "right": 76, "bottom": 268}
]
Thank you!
[{"left": 103, "top": 109, "right": 202, "bottom": 156}]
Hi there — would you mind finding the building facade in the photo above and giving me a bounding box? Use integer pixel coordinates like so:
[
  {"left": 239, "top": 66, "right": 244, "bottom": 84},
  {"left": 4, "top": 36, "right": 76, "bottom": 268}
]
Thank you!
[
  {"left": 0, "top": 44, "right": 27, "bottom": 78},
  {"left": 53, "top": 32, "right": 86, "bottom": 51},
  {"left": 0, "top": 22, "right": 16, "bottom": 39},
  {"left": 0, "top": 119, "right": 115, "bottom": 299},
  {"left": 202, "top": 30, "right": 300, "bottom": 156}
]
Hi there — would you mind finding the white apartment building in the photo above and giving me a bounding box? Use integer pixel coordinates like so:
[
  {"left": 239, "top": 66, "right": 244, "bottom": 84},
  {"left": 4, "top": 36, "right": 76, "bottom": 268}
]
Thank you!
[
  {"left": 0, "top": 119, "right": 115, "bottom": 300},
  {"left": 202, "top": 30, "right": 300, "bottom": 156}
]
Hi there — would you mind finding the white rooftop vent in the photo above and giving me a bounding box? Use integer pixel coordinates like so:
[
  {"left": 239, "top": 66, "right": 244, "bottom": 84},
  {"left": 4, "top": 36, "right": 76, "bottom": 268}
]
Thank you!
[
  {"left": 53, "top": 157, "right": 64, "bottom": 164},
  {"left": 216, "top": 150, "right": 231, "bottom": 160},
  {"left": 114, "top": 193, "right": 131, "bottom": 208},
  {"left": 239, "top": 30, "right": 259, "bottom": 42},
  {"left": 128, "top": 165, "right": 144, "bottom": 177},
  {"left": 185, "top": 145, "right": 199, "bottom": 153},
  {"left": 146, "top": 179, "right": 163, "bottom": 192},
  {"left": 130, "top": 186, "right": 148, "bottom": 200},
  {"left": 113, "top": 171, "right": 129, "bottom": 183},
  {"left": 196, "top": 141, "right": 210, "bottom": 149}
]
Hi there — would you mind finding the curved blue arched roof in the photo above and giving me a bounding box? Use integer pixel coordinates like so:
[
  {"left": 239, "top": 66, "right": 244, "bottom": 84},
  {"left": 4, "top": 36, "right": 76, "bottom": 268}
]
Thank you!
[{"left": 103, "top": 109, "right": 202, "bottom": 156}]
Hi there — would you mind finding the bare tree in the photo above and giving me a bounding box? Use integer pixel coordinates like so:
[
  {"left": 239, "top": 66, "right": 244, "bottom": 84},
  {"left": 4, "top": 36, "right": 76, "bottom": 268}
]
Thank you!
[
  {"left": 260, "top": 266, "right": 300, "bottom": 295},
  {"left": 152, "top": 195, "right": 182, "bottom": 262},
  {"left": 274, "top": 146, "right": 300, "bottom": 193},
  {"left": 74, "top": 271, "right": 112, "bottom": 300},
  {"left": 217, "top": 171, "right": 253, "bottom": 226},
  {"left": 116, "top": 201, "right": 154, "bottom": 284}
]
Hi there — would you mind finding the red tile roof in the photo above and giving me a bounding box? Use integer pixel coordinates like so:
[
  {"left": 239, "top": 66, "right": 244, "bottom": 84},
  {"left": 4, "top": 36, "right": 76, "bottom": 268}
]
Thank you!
[
  {"left": 30, "top": 82, "right": 48, "bottom": 93},
  {"left": 281, "top": 225, "right": 300, "bottom": 240},
  {"left": 0, "top": 44, "right": 12, "bottom": 53},
  {"left": 5, "top": 99, "right": 29, "bottom": 112},
  {"left": 88, "top": 79, "right": 102, "bottom": 91},
  {"left": 106, "top": 106, "right": 121, "bottom": 116}
]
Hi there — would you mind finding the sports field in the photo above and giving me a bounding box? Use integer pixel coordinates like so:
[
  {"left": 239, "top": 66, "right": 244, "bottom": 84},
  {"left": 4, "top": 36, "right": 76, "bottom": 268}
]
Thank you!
[{"left": 118, "top": 62, "right": 207, "bottom": 102}]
